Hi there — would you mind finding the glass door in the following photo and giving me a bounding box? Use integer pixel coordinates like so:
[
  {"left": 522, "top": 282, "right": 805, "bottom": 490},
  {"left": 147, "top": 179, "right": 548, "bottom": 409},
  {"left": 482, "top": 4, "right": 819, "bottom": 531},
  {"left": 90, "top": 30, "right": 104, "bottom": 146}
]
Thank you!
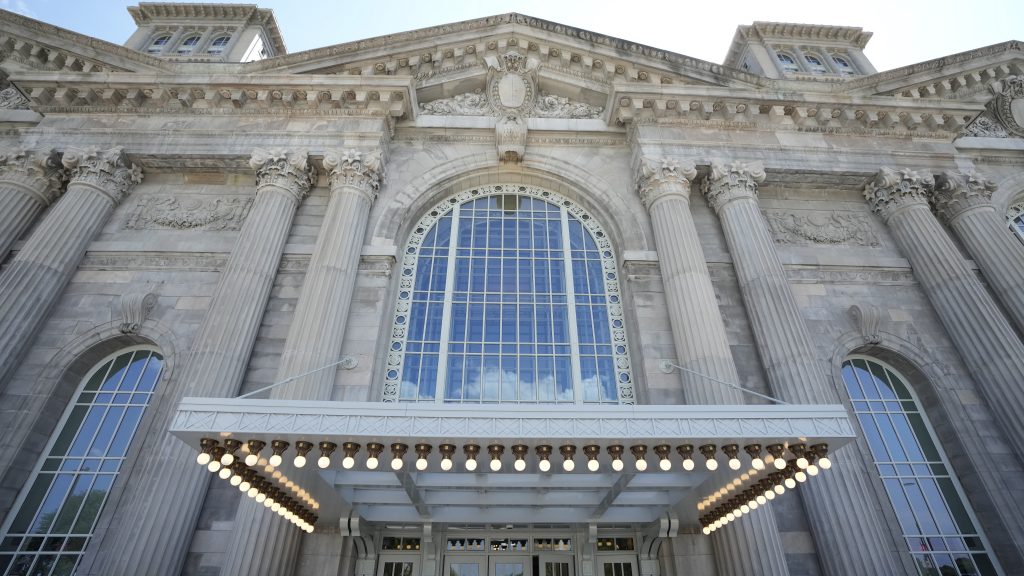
[
  {"left": 599, "top": 556, "right": 637, "bottom": 576},
  {"left": 446, "top": 557, "right": 486, "bottom": 576},
  {"left": 490, "top": 555, "right": 530, "bottom": 576},
  {"left": 539, "top": 555, "right": 573, "bottom": 576},
  {"left": 378, "top": 556, "right": 418, "bottom": 576}
]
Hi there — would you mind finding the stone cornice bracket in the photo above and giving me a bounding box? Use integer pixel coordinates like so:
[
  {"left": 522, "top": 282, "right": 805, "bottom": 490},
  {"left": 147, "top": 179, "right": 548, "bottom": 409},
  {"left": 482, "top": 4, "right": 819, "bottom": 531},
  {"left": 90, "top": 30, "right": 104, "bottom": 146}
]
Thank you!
[
  {"left": 119, "top": 291, "right": 158, "bottom": 334},
  {"left": 635, "top": 156, "right": 697, "bottom": 210},
  {"left": 322, "top": 148, "right": 383, "bottom": 203},
  {"left": 931, "top": 170, "right": 998, "bottom": 223},
  {"left": 496, "top": 114, "right": 527, "bottom": 162},
  {"left": 0, "top": 148, "right": 66, "bottom": 205},
  {"left": 702, "top": 159, "right": 766, "bottom": 214},
  {"left": 862, "top": 167, "right": 934, "bottom": 221},
  {"left": 249, "top": 148, "right": 316, "bottom": 203},
  {"left": 61, "top": 147, "right": 143, "bottom": 205},
  {"left": 848, "top": 304, "right": 884, "bottom": 345}
]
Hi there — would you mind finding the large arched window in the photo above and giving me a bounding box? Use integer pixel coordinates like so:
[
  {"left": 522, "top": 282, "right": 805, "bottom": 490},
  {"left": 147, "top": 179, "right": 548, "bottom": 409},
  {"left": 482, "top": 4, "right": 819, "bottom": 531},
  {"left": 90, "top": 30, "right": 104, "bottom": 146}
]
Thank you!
[
  {"left": 841, "top": 357, "right": 999, "bottom": 576},
  {"left": 1007, "top": 201, "right": 1024, "bottom": 244},
  {"left": 384, "top": 185, "right": 634, "bottom": 404},
  {"left": 0, "top": 347, "right": 164, "bottom": 576}
]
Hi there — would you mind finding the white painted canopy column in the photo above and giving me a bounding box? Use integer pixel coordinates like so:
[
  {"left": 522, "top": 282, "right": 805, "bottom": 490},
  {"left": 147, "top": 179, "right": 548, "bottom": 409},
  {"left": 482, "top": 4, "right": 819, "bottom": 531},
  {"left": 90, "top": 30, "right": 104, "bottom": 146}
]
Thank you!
[
  {"left": 222, "top": 149, "right": 383, "bottom": 576},
  {"left": 931, "top": 170, "right": 1024, "bottom": 334},
  {"left": 0, "top": 147, "right": 140, "bottom": 389},
  {"left": 0, "top": 149, "right": 65, "bottom": 260},
  {"left": 636, "top": 158, "right": 790, "bottom": 576},
  {"left": 865, "top": 167, "right": 1024, "bottom": 460},
  {"left": 703, "top": 159, "right": 903, "bottom": 575},
  {"left": 80, "top": 150, "right": 315, "bottom": 576}
]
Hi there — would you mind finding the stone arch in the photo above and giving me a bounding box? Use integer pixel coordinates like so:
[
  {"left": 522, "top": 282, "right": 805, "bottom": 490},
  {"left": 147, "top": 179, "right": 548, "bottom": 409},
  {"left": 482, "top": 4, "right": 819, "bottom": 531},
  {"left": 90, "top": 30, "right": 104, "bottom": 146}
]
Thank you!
[{"left": 991, "top": 170, "right": 1024, "bottom": 215}]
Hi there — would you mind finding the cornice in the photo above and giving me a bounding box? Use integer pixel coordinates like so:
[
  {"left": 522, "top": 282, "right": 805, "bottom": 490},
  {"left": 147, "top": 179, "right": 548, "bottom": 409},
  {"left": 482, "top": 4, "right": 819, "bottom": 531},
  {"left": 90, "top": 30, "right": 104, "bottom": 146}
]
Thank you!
[
  {"left": 127, "top": 3, "right": 286, "bottom": 55},
  {"left": 750, "top": 22, "right": 872, "bottom": 47}
]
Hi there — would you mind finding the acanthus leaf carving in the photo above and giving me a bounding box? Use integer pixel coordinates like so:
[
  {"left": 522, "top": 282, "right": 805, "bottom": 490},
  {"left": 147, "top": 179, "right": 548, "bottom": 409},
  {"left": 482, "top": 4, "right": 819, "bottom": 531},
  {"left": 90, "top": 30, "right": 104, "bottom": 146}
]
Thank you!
[
  {"left": 322, "top": 148, "right": 383, "bottom": 201},
  {"left": 119, "top": 291, "right": 158, "bottom": 334},
  {"left": 849, "top": 304, "right": 884, "bottom": 345},
  {"left": 863, "top": 166, "right": 933, "bottom": 219},
  {"left": 122, "top": 195, "right": 254, "bottom": 231},
  {"left": 960, "top": 112, "right": 1010, "bottom": 138},
  {"left": 931, "top": 169, "right": 997, "bottom": 222},
  {"left": 249, "top": 148, "right": 316, "bottom": 202},
  {"left": 62, "top": 147, "right": 143, "bottom": 205},
  {"left": 763, "top": 210, "right": 881, "bottom": 247},
  {"left": 635, "top": 156, "right": 697, "bottom": 209},
  {"left": 0, "top": 86, "right": 30, "bottom": 110},
  {"left": 0, "top": 148, "right": 66, "bottom": 205},
  {"left": 702, "top": 159, "right": 765, "bottom": 213}
]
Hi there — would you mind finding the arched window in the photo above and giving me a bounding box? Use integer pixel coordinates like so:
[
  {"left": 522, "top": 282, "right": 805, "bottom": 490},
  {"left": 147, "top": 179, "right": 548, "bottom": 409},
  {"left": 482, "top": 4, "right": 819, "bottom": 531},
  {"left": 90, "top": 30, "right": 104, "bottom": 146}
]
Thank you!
[
  {"left": 776, "top": 52, "right": 799, "bottom": 73},
  {"left": 176, "top": 35, "right": 200, "bottom": 54},
  {"left": 841, "top": 357, "right": 999, "bottom": 575},
  {"left": 832, "top": 55, "right": 856, "bottom": 75},
  {"left": 804, "top": 54, "right": 828, "bottom": 75},
  {"left": 384, "top": 185, "right": 634, "bottom": 404},
  {"left": 146, "top": 35, "right": 170, "bottom": 54},
  {"left": 0, "top": 347, "right": 164, "bottom": 576},
  {"left": 1007, "top": 201, "right": 1024, "bottom": 244},
  {"left": 207, "top": 35, "right": 230, "bottom": 54}
]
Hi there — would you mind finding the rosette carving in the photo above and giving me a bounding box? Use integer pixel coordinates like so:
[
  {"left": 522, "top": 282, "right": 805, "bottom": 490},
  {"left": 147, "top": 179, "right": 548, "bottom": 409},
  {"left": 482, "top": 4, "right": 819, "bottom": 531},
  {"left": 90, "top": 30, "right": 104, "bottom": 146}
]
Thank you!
[
  {"left": 635, "top": 156, "right": 697, "bottom": 209},
  {"left": 249, "top": 149, "right": 316, "bottom": 202},
  {"left": 322, "top": 148, "right": 383, "bottom": 202},
  {"left": 863, "top": 167, "right": 933, "bottom": 219},
  {"left": 62, "top": 147, "right": 143, "bottom": 205},
  {"left": 931, "top": 170, "right": 997, "bottom": 223},
  {"left": 0, "top": 148, "right": 66, "bottom": 205},
  {"left": 702, "top": 159, "right": 766, "bottom": 213}
]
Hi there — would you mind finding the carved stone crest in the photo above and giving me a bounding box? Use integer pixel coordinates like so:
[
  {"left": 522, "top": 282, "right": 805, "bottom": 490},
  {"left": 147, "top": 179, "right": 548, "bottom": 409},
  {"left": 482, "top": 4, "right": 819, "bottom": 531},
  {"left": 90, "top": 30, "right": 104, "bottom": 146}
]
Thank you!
[
  {"left": 123, "top": 195, "right": 254, "bottom": 231},
  {"left": 988, "top": 75, "right": 1024, "bottom": 137}
]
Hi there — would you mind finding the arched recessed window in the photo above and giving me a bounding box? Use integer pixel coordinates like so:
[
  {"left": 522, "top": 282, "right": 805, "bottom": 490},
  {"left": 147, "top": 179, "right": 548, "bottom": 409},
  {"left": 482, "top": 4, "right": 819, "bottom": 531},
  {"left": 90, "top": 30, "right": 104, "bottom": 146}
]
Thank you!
[
  {"left": 146, "top": 35, "right": 170, "bottom": 54},
  {"left": 176, "top": 35, "right": 200, "bottom": 54},
  {"left": 776, "top": 52, "right": 800, "bottom": 73},
  {"left": 1007, "top": 201, "right": 1024, "bottom": 244},
  {"left": 207, "top": 35, "right": 230, "bottom": 54},
  {"left": 832, "top": 55, "right": 856, "bottom": 75},
  {"left": 804, "top": 54, "right": 828, "bottom": 75},
  {"left": 384, "top": 185, "right": 634, "bottom": 404},
  {"left": 841, "top": 357, "right": 999, "bottom": 576},
  {"left": 0, "top": 347, "right": 164, "bottom": 576}
]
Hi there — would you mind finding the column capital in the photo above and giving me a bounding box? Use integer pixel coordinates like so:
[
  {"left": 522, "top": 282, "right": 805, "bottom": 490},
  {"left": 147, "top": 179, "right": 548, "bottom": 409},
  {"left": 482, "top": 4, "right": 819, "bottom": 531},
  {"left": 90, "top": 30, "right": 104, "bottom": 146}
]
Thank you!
[
  {"left": 62, "top": 147, "right": 142, "bottom": 205},
  {"left": 0, "top": 148, "right": 66, "bottom": 205},
  {"left": 635, "top": 156, "right": 697, "bottom": 210},
  {"left": 323, "top": 148, "right": 383, "bottom": 203},
  {"left": 249, "top": 148, "right": 316, "bottom": 203},
  {"left": 931, "top": 169, "right": 998, "bottom": 223},
  {"left": 702, "top": 159, "right": 765, "bottom": 213},
  {"left": 863, "top": 166, "right": 933, "bottom": 220}
]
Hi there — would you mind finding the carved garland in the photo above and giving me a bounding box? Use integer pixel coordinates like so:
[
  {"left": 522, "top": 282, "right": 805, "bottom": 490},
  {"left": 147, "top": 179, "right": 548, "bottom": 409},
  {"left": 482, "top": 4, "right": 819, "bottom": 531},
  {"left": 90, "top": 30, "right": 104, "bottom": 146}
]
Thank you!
[{"left": 383, "top": 184, "right": 635, "bottom": 404}]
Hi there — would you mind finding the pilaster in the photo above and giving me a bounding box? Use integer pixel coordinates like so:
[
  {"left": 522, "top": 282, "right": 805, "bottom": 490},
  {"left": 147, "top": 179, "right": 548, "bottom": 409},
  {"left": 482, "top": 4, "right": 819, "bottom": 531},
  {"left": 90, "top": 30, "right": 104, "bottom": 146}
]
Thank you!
[
  {"left": 636, "top": 156, "right": 790, "bottom": 576},
  {"left": 865, "top": 166, "right": 1024, "bottom": 461},
  {"left": 931, "top": 170, "right": 1024, "bottom": 334},
  {"left": 0, "top": 149, "right": 66, "bottom": 260},
  {"left": 0, "top": 147, "right": 140, "bottom": 389},
  {"left": 705, "top": 159, "right": 904, "bottom": 575},
  {"left": 221, "top": 148, "right": 382, "bottom": 576},
  {"left": 79, "top": 149, "right": 313, "bottom": 576}
]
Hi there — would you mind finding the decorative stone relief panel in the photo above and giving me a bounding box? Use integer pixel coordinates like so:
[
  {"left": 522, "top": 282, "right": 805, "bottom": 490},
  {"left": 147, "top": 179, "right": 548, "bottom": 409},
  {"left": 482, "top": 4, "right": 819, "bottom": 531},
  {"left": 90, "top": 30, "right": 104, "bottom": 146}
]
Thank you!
[
  {"left": 0, "top": 86, "right": 29, "bottom": 110},
  {"left": 762, "top": 209, "right": 881, "bottom": 246},
  {"left": 961, "top": 75, "right": 1024, "bottom": 138},
  {"left": 123, "top": 194, "right": 254, "bottom": 231}
]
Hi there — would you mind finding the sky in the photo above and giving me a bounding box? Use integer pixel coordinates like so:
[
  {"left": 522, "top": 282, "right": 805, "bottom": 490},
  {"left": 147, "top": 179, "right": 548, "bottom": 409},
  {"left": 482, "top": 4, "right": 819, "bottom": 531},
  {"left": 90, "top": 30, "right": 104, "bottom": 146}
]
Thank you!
[{"left": 3, "top": 0, "right": 1022, "bottom": 72}]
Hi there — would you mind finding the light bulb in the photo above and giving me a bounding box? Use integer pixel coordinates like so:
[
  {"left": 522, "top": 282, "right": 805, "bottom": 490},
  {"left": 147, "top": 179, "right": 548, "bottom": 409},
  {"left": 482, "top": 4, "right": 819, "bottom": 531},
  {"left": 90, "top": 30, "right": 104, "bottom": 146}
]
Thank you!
[
  {"left": 196, "top": 452, "right": 211, "bottom": 466},
  {"left": 538, "top": 459, "right": 551, "bottom": 472},
  {"left": 465, "top": 459, "right": 477, "bottom": 472},
  {"left": 756, "top": 495, "right": 767, "bottom": 505},
  {"left": 740, "top": 504, "right": 750, "bottom": 514},
  {"left": 514, "top": 459, "right": 526, "bottom": 472},
  {"left": 702, "top": 527, "right": 711, "bottom": 535},
  {"left": 774, "top": 484, "right": 785, "bottom": 495},
  {"left": 269, "top": 454, "right": 283, "bottom": 467},
  {"left": 245, "top": 453, "right": 259, "bottom": 467},
  {"left": 255, "top": 492, "right": 266, "bottom": 502},
  {"left": 635, "top": 459, "right": 647, "bottom": 472},
  {"left": 751, "top": 458, "right": 764, "bottom": 471},
  {"left": 271, "top": 502, "right": 281, "bottom": 512},
  {"left": 218, "top": 467, "right": 232, "bottom": 480},
  {"left": 765, "top": 490, "right": 776, "bottom": 500},
  {"left": 441, "top": 458, "right": 453, "bottom": 471},
  {"left": 207, "top": 461, "right": 221, "bottom": 473},
  {"left": 318, "top": 456, "right": 331, "bottom": 469},
  {"left": 819, "top": 456, "right": 832, "bottom": 470},
  {"left": 796, "top": 456, "right": 809, "bottom": 469},
  {"left": 220, "top": 453, "right": 234, "bottom": 466},
  {"left": 795, "top": 471, "right": 807, "bottom": 483},
  {"left": 588, "top": 459, "right": 600, "bottom": 472},
  {"left": 785, "top": 478, "right": 796, "bottom": 489},
  {"left": 391, "top": 457, "right": 403, "bottom": 471},
  {"left": 749, "top": 501, "right": 758, "bottom": 510},
  {"left": 774, "top": 457, "right": 787, "bottom": 470},
  {"left": 806, "top": 464, "right": 819, "bottom": 476},
  {"left": 706, "top": 459, "right": 718, "bottom": 471},
  {"left": 366, "top": 456, "right": 379, "bottom": 470},
  {"left": 416, "top": 457, "right": 428, "bottom": 471},
  {"left": 248, "top": 487, "right": 259, "bottom": 498},
  {"left": 342, "top": 456, "right": 355, "bottom": 469},
  {"left": 230, "top": 474, "right": 242, "bottom": 486},
  {"left": 611, "top": 459, "right": 623, "bottom": 472},
  {"left": 659, "top": 459, "right": 671, "bottom": 471},
  {"left": 563, "top": 460, "right": 575, "bottom": 472},
  {"left": 734, "top": 508, "right": 743, "bottom": 517},
  {"left": 682, "top": 459, "right": 694, "bottom": 471},
  {"left": 263, "top": 498, "right": 273, "bottom": 508},
  {"left": 294, "top": 455, "right": 307, "bottom": 468},
  {"left": 491, "top": 459, "right": 502, "bottom": 472},
  {"left": 726, "top": 512, "right": 735, "bottom": 521},
  {"left": 239, "top": 480, "right": 250, "bottom": 492},
  {"left": 728, "top": 458, "right": 741, "bottom": 471}
]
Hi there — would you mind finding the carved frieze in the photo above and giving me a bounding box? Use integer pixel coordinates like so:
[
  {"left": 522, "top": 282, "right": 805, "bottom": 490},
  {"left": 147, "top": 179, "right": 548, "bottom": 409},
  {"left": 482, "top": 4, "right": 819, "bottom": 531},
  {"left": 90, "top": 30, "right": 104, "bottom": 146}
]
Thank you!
[
  {"left": 0, "top": 87, "right": 29, "bottom": 110},
  {"left": 420, "top": 90, "right": 490, "bottom": 115},
  {"left": 123, "top": 195, "right": 254, "bottom": 231},
  {"left": 960, "top": 112, "right": 1010, "bottom": 138},
  {"left": 762, "top": 210, "right": 881, "bottom": 247}
]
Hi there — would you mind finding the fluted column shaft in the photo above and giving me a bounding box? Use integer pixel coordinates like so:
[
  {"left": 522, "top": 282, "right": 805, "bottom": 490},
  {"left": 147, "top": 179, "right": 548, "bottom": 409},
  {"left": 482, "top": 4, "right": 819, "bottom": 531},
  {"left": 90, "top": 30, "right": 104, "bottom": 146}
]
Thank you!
[
  {"left": 866, "top": 167, "right": 1024, "bottom": 460},
  {"left": 932, "top": 170, "right": 1024, "bottom": 334},
  {"left": 0, "top": 149, "right": 65, "bottom": 261},
  {"left": 81, "top": 150, "right": 315, "bottom": 576},
  {"left": 222, "top": 149, "right": 382, "bottom": 576},
  {"left": 637, "top": 158, "right": 790, "bottom": 576},
  {"left": 705, "top": 160, "right": 903, "bottom": 575},
  {"left": 0, "top": 147, "right": 139, "bottom": 388}
]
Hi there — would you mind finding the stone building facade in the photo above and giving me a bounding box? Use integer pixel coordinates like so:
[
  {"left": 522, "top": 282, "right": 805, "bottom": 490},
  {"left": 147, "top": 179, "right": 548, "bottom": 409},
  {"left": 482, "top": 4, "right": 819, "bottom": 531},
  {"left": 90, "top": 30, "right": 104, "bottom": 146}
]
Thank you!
[{"left": 0, "top": 4, "right": 1023, "bottom": 576}]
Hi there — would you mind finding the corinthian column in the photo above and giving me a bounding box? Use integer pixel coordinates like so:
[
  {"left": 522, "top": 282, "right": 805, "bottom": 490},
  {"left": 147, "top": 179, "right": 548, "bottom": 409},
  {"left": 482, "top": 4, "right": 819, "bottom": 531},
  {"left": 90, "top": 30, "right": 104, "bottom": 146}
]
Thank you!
[
  {"left": 0, "top": 149, "right": 65, "bottom": 260},
  {"left": 865, "top": 167, "right": 1024, "bottom": 459},
  {"left": 0, "top": 147, "right": 141, "bottom": 388},
  {"left": 222, "top": 149, "right": 382, "bottom": 576},
  {"left": 931, "top": 170, "right": 1024, "bottom": 333},
  {"left": 703, "top": 160, "right": 903, "bottom": 575},
  {"left": 636, "top": 157, "right": 789, "bottom": 576},
  {"left": 81, "top": 150, "right": 315, "bottom": 576}
]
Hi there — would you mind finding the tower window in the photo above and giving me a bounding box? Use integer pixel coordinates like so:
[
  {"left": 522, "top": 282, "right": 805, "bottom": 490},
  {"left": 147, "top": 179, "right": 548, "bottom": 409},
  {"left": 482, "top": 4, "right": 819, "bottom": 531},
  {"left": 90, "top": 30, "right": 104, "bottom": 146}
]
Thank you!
[
  {"left": 176, "top": 35, "right": 201, "bottom": 54},
  {"left": 832, "top": 55, "right": 856, "bottom": 75},
  {"left": 776, "top": 52, "right": 799, "bottom": 73},
  {"left": 207, "top": 35, "right": 230, "bottom": 55},
  {"left": 804, "top": 54, "right": 828, "bottom": 75},
  {"left": 146, "top": 35, "right": 170, "bottom": 54}
]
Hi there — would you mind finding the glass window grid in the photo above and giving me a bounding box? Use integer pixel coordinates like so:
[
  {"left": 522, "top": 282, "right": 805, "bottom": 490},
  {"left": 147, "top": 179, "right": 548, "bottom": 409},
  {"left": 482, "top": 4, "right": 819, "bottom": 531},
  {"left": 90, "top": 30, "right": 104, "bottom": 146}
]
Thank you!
[
  {"left": 177, "top": 35, "right": 200, "bottom": 54},
  {"left": 1007, "top": 202, "right": 1024, "bottom": 245},
  {"left": 383, "top": 185, "right": 634, "bottom": 405},
  {"left": 841, "top": 357, "right": 999, "bottom": 576},
  {"left": 207, "top": 35, "right": 231, "bottom": 54},
  {"left": 776, "top": 52, "right": 800, "bottom": 73},
  {"left": 831, "top": 55, "right": 856, "bottom": 76},
  {"left": 804, "top": 54, "right": 828, "bottom": 75},
  {"left": 0, "top": 347, "right": 164, "bottom": 576},
  {"left": 146, "top": 35, "right": 170, "bottom": 53}
]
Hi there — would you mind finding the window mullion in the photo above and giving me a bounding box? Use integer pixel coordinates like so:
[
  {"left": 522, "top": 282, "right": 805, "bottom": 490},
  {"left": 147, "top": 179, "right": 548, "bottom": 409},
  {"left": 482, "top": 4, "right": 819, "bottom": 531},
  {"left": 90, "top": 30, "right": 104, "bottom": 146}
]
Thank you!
[
  {"left": 560, "top": 206, "right": 584, "bottom": 404},
  {"left": 434, "top": 206, "right": 461, "bottom": 403}
]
